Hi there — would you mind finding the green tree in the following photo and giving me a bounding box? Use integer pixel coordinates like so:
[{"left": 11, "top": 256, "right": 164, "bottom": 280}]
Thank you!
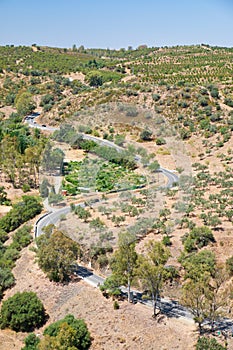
[
  {"left": 42, "top": 144, "right": 64, "bottom": 174},
  {"left": 182, "top": 226, "right": 215, "bottom": 252},
  {"left": 48, "top": 192, "right": 63, "bottom": 205},
  {"left": 180, "top": 250, "right": 216, "bottom": 282},
  {"left": 15, "top": 92, "right": 36, "bottom": 116},
  {"left": 0, "top": 292, "right": 47, "bottom": 332},
  {"left": 181, "top": 250, "right": 226, "bottom": 333},
  {"left": 36, "top": 230, "right": 80, "bottom": 282},
  {"left": 39, "top": 178, "right": 49, "bottom": 198},
  {"left": 110, "top": 232, "right": 138, "bottom": 302},
  {"left": 86, "top": 72, "right": 103, "bottom": 87},
  {"left": 148, "top": 160, "right": 160, "bottom": 172},
  {"left": 11, "top": 225, "right": 32, "bottom": 250},
  {"left": 137, "top": 241, "right": 170, "bottom": 318},
  {"left": 75, "top": 206, "right": 91, "bottom": 223},
  {"left": 41, "top": 314, "right": 91, "bottom": 350},
  {"left": 182, "top": 277, "right": 209, "bottom": 333},
  {"left": 0, "top": 195, "right": 42, "bottom": 233},
  {"left": 100, "top": 275, "right": 122, "bottom": 297}
]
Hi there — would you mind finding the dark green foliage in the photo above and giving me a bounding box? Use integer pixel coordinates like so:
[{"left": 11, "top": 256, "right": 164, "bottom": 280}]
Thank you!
[
  {"left": 162, "top": 235, "right": 172, "bottom": 246},
  {"left": 88, "top": 73, "right": 103, "bottom": 87},
  {"left": 155, "top": 137, "right": 166, "bottom": 145},
  {"left": 0, "top": 196, "right": 42, "bottom": 234},
  {"left": 196, "top": 337, "right": 225, "bottom": 350},
  {"left": 86, "top": 70, "right": 122, "bottom": 87},
  {"left": 89, "top": 243, "right": 113, "bottom": 262},
  {"left": 140, "top": 129, "right": 153, "bottom": 141},
  {"left": 114, "top": 134, "right": 125, "bottom": 146},
  {"left": 36, "top": 230, "right": 79, "bottom": 282},
  {"left": 113, "top": 301, "right": 120, "bottom": 309},
  {"left": 53, "top": 123, "right": 76, "bottom": 143},
  {"left": 40, "top": 94, "right": 54, "bottom": 107},
  {"left": 199, "top": 98, "right": 209, "bottom": 107},
  {"left": 11, "top": 225, "right": 32, "bottom": 250},
  {"left": 182, "top": 226, "right": 215, "bottom": 252},
  {"left": 15, "top": 92, "right": 36, "bottom": 116},
  {"left": 110, "top": 232, "right": 138, "bottom": 302},
  {"left": 0, "top": 292, "right": 47, "bottom": 332},
  {"left": 0, "top": 268, "right": 15, "bottom": 299},
  {"left": 100, "top": 275, "right": 122, "bottom": 297},
  {"left": 1, "top": 247, "right": 20, "bottom": 268},
  {"left": 180, "top": 250, "right": 216, "bottom": 281},
  {"left": 94, "top": 145, "right": 137, "bottom": 170},
  {"left": 75, "top": 206, "right": 91, "bottom": 222},
  {"left": 22, "top": 333, "right": 40, "bottom": 350},
  {"left": 224, "top": 97, "right": 233, "bottom": 108},
  {"left": 0, "top": 229, "right": 8, "bottom": 243},
  {"left": 43, "top": 314, "right": 91, "bottom": 349}
]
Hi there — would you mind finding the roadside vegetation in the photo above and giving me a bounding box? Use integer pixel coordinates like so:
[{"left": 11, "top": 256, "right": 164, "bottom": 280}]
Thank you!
[{"left": 0, "top": 43, "right": 233, "bottom": 348}]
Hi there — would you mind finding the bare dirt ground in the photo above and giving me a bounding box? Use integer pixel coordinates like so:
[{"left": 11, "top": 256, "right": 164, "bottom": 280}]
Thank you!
[
  {"left": 0, "top": 106, "right": 16, "bottom": 118},
  {"left": 0, "top": 246, "right": 198, "bottom": 350},
  {"left": 1, "top": 104, "right": 233, "bottom": 349},
  {"left": 65, "top": 72, "right": 86, "bottom": 84}
]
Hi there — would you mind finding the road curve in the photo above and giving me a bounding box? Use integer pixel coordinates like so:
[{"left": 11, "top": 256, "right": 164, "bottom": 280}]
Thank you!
[
  {"left": 28, "top": 116, "right": 233, "bottom": 327},
  {"left": 29, "top": 115, "right": 196, "bottom": 321},
  {"left": 35, "top": 165, "right": 178, "bottom": 237},
  {"left": 28, "top": 114, "right": 178, "bottom": 235}
]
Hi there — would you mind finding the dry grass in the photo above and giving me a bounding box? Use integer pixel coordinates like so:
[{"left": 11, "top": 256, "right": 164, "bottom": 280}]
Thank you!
[{"left": 0, "top": 245, "right": 197, "bottom": 350}]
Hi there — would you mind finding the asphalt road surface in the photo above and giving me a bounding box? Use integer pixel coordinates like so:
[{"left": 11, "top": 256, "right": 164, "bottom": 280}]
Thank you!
[{"left": 28, "top": 113, "right": 195, "bottom": 322}]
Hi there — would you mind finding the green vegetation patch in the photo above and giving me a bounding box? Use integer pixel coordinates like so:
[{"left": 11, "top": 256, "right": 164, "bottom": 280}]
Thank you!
[{"left": 63, "top": 158, "right": 146, "bottom": 194}]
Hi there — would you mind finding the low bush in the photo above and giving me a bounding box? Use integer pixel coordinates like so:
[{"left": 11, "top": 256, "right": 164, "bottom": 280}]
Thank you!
[{"left": 0, "top": 292, "right": 47, "bottom": 332}]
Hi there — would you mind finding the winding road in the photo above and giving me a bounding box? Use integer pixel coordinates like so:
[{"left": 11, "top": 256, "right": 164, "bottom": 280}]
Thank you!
[
  {"left": 24, "top": 114, "right": 233, "bottom": 332},
  {"left": 27, "top": 113, "right": 179, "bottom": 236},
  {"left": 26, "top": 113, "right": 199, "bottom": 322}
]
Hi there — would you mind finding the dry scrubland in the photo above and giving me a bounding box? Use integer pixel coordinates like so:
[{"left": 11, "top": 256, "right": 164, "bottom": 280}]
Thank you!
[{"left": 0, "top": 44, "right": 233, "bottom": 349}]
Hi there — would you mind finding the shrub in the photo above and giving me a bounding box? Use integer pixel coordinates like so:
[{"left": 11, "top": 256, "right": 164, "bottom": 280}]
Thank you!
[
  {"left": 140, "top": 129, "right": 153, "bottom": 141},
  {"left": 40, "top": 94, "right": 54, "bottom": 107},
  {"left": 125, "top": 106, "right": 138, "bottom": 117},
  {"left": 182, "top": 226, "right": 215, "bottom": 252},
  {"left": 11, "top": 225, "right": 32, "bottom": 250},
  {"left": 43, "top": 314, "right": 91, "bottom": 349},
  {"left": 152, "top": 93, "right": 160, "bottom": 102},
  {"left": 0, "top": 196, "right": 42, "bottom": 234},
  {"left": 199, "top": 98, "right": 209, "bottom": 107},
  {"left": 22, "top": 183, "right": 31, "bottom": 193},
  {"left": 21, "top": 333, "right": 40, "bottom": 350},
  {"left": 196, "top": 336, "right": 225, "bottom": 350},
  {"left": 156, "top": 137, "right": 166, "bottom": 145},
  {"left": 0, "top": 268, "right": 15, "bottom": 300},
  {"left": 162, "top": 236, "right": 172, "bottom": 246},
  {"left": 0, "top": 292, "right": 47, "bottom": 332},
  {"left": 224, "top": 97, "right": 233, "bottom": 108},
  {"left": 113, "top": 301, "right": 120, "bottom": 309}
]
